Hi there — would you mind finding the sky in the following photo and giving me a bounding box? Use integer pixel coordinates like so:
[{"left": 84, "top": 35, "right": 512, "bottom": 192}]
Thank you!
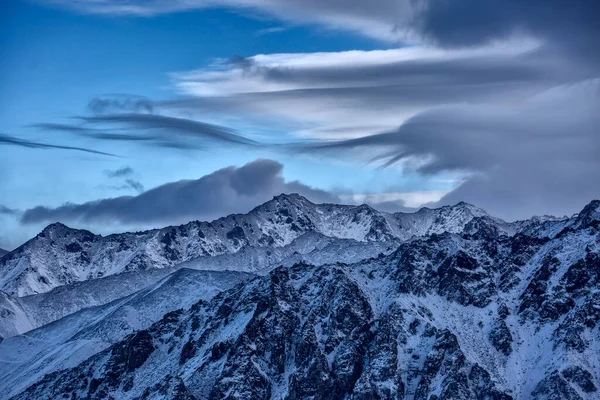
[{"left": 0, "top": 0, "right": 599, "bottom": 249}]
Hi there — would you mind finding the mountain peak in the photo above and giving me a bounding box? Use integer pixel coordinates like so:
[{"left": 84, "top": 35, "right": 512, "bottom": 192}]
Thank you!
[
  {"left": 41, "top": 222, "right": 70, "bottom": 233},
  {"left": 271, "top": 193, "right": 309, "bottom": 202},
  {"left": 573, "top": 199, "right": 600, "bottom": 228},
  {"left": 438, "top": 201, "right": 489, "bottom": 218},
  {"left": 454, "top": 201, "right": 483, "bottom": 210},
  {"left": 262, "top": 193, "right": 315, "bottom": 209}
]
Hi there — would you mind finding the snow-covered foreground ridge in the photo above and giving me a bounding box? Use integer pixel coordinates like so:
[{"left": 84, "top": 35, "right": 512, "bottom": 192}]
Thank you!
[{"left": 0, "top": 196, "right": 599, "bottom": 399}]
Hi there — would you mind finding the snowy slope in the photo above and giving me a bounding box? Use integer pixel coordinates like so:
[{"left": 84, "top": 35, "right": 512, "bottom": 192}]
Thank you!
[
  {"left": 0, "top": 269, "right": 253, "bottom": 399},
  {"left": 0, "top": 291, "right": 34, "bottom": 339},
  {"left": 178, "top": 231, "right": 400, "bottom": 275},
  {"left": 0, "top": 233, "right": 397, "bottom": 340},
  {"left": 0, "top": 194, "right": 503, "bottom": 297},
  {"left": 9, "top": 200, "right": 600, "bottom": 400},
  {"left": 0, "top": 268, "right": 179, "bottom": 339}
]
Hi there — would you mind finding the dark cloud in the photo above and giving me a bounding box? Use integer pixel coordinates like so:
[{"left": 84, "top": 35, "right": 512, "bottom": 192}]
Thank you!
[
  {"left": 412, "top": 0, "right": 600, "bottom": 62},
  {"left": 78, "top": 114, "right": 257, "bottom": 146},
  {"left": 124, "top": 179, "right": 145, "bottom": 193},
  {"left": 102, "top": 166, "right": 144, "bottom": 193},
  {"left": 21, "top": 159, "right": 340, "bottom": 226},
  {"left": 32, "top": 123, "right": 157, "bottom": 142},
  {"left": 104, "top": 166, "right": 134, "bottom": 178},
  {"left": 33, "top": 113, "right": 258, "bottom": 150},
  {"left": 0, "top": 206, "right": 19, "bottom": 216},
  {"left": 0, "top": 133, "right": 117, "bottom": 157},
  {"left": 88, "top": 94, "right": 154, "bottom": 115},
  {"left": 297, "top": 79, "right": 600, "bottom": 220}
]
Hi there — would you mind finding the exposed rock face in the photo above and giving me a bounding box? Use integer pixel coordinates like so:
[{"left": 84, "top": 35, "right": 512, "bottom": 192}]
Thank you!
[
  {"left": 561, "top": 366, "right": 598, "bottom": 393},
  {"left": 489, "top": 317, "right": 513, "bottom": 356},
  {"left": 532, "top": 371, "right": 583, "bottom": 400},
  {"left": 11, "top": 264, "right": 514, "bottom": 400},
  {"left": 2, "top": 198, "right": 600, "bottom": 399}
]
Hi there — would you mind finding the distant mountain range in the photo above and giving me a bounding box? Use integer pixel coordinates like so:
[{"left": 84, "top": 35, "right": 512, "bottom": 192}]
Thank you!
[{"left": 1, "top": 195, "right": 598, "bottom": 400}]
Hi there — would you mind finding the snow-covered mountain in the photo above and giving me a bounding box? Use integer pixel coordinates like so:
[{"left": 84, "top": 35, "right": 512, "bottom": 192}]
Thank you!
[
  {"left": 0, "top": 248, "right": 8, "bottom": 258},
  {"left": 0, "top": 232, "right": 399, "bottom": 340},
  {"left": 0, "top": 291, "right": 34, "bottom": 339},
  {"left": 0, "top": 269, "right": 253, "bottom": 399},
  {"left": 1, "top": 197, "right": 599, "bottom": 399},
  {"left": 0, "top": 194, "right": 503, "bottom": 297},
  {"left": 0, "top": 268, "right": 182, "bottom": 338}
]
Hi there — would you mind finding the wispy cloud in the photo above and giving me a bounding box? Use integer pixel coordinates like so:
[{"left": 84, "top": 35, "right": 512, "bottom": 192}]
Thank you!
[
  {"left": 38, "top": 0, "right": 600, "bottom": 62},
  {"left": 167, "top": 40, "right": 560, "bottom": 140},
  {"left": 339, "top": 190, "right": 449, "bottom": 209},
  {"left": 88, "top": 94, "right": 154, "bottom": 114},
  {"left": 100, "top": 178, "right": 145, "bottom": 194},
  {"left": 296, "top": 79, "right": 600, "bottom": 220},
  {"left": 256, "top": 26, "right": 288, "bottom": 36},
  {"left": 39, "top": 0, "right": 414, "bottom": 42},
  {"left": 104, "top": 166, "right": 135, "bottom": 178},
  {"left": 124, "top": 179, "right": 145, "bottom": 193},
  {"left": 0, "top": 133, "right": 117, "bottom": 157},
  {"left": 33, "top": 113, "right": 258, "bottom": 150},
  {"left": 0, "top": 205, "right": 19, "bottom": 216}
]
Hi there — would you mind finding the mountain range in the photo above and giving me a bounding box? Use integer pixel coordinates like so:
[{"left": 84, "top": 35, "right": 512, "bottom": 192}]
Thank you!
[{"left": 0, "top": 194, "right": 598, "bottom": 399}]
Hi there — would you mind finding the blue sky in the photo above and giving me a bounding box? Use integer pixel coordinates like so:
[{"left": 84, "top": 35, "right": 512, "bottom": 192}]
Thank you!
[
  {"left": 0, "top": 1, "right": 428, "bottom": 201},
  {"left": 1, "top": 0, "right": 599, "bottom": 248}
]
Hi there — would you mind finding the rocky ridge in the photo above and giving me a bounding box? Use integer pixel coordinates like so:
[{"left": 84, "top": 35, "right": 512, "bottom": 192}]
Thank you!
[{"left": 5, "top": 198, "right": 599, "bottom": 400}]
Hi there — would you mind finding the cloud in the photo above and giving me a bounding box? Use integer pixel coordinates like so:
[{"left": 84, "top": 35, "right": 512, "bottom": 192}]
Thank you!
[
  {"left": 0, "top": 133, "right": 118, "bottom": 157},
  {"left": 38, "top": 0, "right": 600, "bottom": 57},
  {"left": 100, "top": 179, "right": 145, "bottom": 194},
  {"left": 0, "top": 206, "right": 19, "bottom": 216},
  {"left": 0, "top": 207, "right": 22, "bottom": 251},
  {"left": 412, "top": 0, "right": 600, "bottom": 61},
  {"left": 124, "top": 179, "right": 145, "bottom": 193},
  {"left": 172, "top": 42, "right": 544, "bottom": 96},
  {"left": 21, "top": 159, "right": 341, "bottom": 227},
  {"left": 88, "top": 94, "right": 154, "bottom": 115},
  {"left": 27, "top": 0, "right": 600, "bottom": 223},
  {"left": 101, "top": 166, "right": 145, "bottom": 193},
  {"left": 32, "top": 123, "right": 159, "bottom": 143},
  {"left": 104, "top": 166, "right": 134, "bottom": 178},
  {"left": 79, "top": 114, "right": 257, "bottom": 146},
  {"left": 339, "top": 190, "right": 449, "bottom": 209},
  {"left": 256, "top": 26, "right": 288, "bottom": 36},
  {"left": 159, "top": 33, "right": 599, "bottom": 220},
  {"left": 297, "top": 79, "right": 600, "bottom": 220},
  {"left": 167, "top": 41, "right": 574, "bottom": 140},
  {"left": 33, "top": 113, "right": 258, "bottom": 150},
  {"left": 39, "top": 0, "right": 413, "bottom": 41}
]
